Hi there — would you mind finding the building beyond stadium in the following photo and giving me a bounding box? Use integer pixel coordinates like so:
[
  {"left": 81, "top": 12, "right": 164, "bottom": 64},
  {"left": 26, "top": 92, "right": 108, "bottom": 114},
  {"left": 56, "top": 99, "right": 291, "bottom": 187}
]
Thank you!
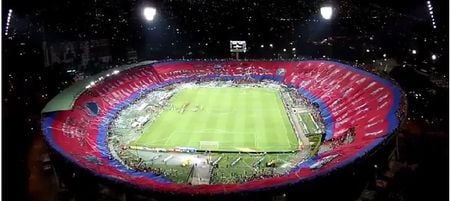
[{"left": 41, "top": 60, "right": 405, "bottom": 195}]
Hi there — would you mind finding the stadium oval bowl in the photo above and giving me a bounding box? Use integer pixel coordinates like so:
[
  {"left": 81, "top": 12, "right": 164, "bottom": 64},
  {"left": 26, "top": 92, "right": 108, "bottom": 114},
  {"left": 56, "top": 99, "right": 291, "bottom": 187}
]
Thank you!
[{"left": 41, "top": 60, "right": 403, "bottom": 195}]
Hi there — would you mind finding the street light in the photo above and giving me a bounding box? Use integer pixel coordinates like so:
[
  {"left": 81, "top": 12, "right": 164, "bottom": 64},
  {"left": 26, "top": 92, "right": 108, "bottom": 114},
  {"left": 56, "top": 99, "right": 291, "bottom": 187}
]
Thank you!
[{"left": 143, "top": 7, "right": 156, "bottom": 21}]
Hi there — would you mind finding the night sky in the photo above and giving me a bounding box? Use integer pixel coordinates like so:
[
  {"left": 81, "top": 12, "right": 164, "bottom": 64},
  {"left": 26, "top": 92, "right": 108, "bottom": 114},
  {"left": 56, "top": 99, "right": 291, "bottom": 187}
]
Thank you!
[{"left": 3, "top": 0, "right": 449, "bottom": 66}]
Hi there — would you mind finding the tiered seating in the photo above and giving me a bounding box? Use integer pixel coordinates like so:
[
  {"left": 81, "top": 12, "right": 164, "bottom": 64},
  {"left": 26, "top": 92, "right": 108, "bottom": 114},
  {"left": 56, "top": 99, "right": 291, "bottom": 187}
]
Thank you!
[
  {"left": 284, "top": 61, "right": 394, "bottom": 141},
  {"left": 42, "top": 60, "right": 402, "bottom": 195}
]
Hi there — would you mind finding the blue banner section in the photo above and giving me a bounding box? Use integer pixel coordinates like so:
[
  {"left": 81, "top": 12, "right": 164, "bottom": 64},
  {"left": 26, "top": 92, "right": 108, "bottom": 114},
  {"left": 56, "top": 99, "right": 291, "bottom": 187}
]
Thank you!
[{"left": 86, "top": 102, "right": 99, "bottom": 116}]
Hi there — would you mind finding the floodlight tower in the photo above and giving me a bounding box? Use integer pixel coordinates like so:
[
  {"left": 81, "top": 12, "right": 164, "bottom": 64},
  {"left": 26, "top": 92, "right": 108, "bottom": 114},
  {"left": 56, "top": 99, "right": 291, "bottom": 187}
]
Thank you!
[
  {"left": 140, "top": 6, "right": 157, "bottom": 60},
  {"left": 143, "top": 7, "right": 156, "bottom": 21},
  {"left": 320, "top": 6, "right": 334, "bottom": 20},
  {"left": 317, "top": 4, "right": 335, "bottom": 58}
]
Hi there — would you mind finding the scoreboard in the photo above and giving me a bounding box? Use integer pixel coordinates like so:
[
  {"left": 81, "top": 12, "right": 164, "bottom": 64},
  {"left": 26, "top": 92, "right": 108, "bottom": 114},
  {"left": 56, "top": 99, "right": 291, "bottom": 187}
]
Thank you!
[{"left": 230, "top": 40, "right": 247, "bottom": 53}]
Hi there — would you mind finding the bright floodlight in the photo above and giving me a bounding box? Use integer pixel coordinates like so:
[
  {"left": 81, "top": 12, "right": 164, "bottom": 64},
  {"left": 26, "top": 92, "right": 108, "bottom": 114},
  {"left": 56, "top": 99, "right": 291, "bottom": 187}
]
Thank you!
[
  {"left": 320, "top": 6, "right": 333, "bottom": 20},
  {"left": 412, "top": 49, "right": 417, "bottom": 54},
  {"left": 143, "top": 7, "right": 156, "bottom": 21},
  {"left": 431, "top": 54, "right": 437, "bottom": 60}
]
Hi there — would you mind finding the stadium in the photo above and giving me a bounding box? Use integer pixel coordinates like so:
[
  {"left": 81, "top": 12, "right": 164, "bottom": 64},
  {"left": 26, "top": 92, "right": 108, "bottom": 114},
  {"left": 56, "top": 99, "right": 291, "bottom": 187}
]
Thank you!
[{"left": 41, "top": 60, "right": 405, "bottom": 196}]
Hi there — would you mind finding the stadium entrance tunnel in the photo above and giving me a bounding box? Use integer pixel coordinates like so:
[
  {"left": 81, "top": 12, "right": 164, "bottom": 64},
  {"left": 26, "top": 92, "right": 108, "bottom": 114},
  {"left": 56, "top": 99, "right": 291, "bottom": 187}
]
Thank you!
[{"left": 41, "top": 60, "right": 405, "bottom": 195}]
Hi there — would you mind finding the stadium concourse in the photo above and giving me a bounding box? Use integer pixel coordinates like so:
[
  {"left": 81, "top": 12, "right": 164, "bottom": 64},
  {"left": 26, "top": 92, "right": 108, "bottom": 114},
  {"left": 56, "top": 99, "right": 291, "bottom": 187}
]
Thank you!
[{"left": 41, "top": 60, "right": 404, "bottom": 195}]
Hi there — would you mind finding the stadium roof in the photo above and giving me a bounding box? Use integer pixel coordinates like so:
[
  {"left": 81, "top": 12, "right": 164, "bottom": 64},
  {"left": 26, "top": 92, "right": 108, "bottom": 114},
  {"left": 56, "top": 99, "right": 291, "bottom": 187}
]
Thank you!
[{"left": 41, "top": 60, "right": 157, "bottom": 113}]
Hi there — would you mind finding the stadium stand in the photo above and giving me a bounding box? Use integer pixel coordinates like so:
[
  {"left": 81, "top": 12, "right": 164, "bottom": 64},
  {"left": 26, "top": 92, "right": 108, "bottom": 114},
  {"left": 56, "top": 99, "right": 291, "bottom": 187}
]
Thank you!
[{"left": 41, "top": 60, "right": 403, "bottom": 195}]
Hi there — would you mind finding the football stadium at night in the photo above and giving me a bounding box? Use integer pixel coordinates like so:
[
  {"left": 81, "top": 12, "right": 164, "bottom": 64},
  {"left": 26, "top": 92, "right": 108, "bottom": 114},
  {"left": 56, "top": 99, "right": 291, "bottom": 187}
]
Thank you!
[
  {"left": 3, "top": 0, "right": 448, "bottom": 200},
  {"left": 41, "top": 60, "right": 406, "bottom": 196}
]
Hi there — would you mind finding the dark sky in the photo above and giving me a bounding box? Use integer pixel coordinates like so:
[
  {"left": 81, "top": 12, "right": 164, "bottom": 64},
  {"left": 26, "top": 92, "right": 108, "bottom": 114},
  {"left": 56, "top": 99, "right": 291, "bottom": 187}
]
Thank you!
[
  {"left": 2, "top": 0, "right": 448, "bottom": 71},
  {"left": 3, "top": 0, "right": 447, "bottom": 22}
]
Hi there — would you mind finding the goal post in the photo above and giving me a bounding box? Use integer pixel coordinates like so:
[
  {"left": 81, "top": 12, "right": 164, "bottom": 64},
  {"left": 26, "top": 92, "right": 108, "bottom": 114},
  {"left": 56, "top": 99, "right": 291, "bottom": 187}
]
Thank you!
[{"left": 199, "top": 141, "right": 219, "bottom": 151}]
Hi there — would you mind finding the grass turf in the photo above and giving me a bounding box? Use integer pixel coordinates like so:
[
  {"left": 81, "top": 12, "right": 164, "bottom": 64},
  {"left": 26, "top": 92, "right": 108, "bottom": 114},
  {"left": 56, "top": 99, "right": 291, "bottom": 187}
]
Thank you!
[
  {"left": 133, "top": 87, "right": 299, "bottom": 152},
  {"left": 299, "top": 112, "right": 319, "bottom": 134}
]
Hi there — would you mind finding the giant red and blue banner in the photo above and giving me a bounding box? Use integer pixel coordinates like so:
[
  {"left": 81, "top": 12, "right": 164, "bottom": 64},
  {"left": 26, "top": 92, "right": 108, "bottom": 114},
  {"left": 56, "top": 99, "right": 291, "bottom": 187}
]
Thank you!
[{"left": 42, "top": 60, "right": 402, "bottom": 195}]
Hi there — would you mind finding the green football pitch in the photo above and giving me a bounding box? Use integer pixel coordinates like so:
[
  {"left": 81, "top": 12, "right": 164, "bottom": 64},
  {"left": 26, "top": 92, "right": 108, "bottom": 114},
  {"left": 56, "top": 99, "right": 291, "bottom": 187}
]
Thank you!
[{"left": 132, "top": 87, "right": 299, "bottom": 152}]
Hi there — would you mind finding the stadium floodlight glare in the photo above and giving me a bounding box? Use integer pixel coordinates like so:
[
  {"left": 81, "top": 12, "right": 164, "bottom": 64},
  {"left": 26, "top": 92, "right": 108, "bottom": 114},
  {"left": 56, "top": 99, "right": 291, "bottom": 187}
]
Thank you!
[
  {"left": 431, "top": 54, "right": 437, "bottom": 60},
  {"left": 412, "top": 49, "right": 417, "bottom": 54},
  {"left": 320, "top": 6, "right": 333, "bottom": 20},
  {"left": 143, "top": 7, "right": 156, "bottom": 21},
  {"left": 427, "top": 1, "right": 431, "bottom": 4},
  {"left": 429, "top": 11, "right": 433, "bottom": 14},
  {"left": 383, "top": 53, "right": 386, "bottom": 57}
]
